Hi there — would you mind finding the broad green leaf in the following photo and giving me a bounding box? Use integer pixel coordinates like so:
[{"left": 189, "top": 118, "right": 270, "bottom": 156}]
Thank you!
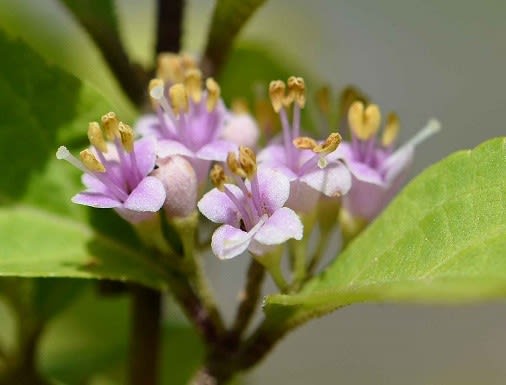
[
  {"left": 41, "top": 286, "right": 202, "bottom": 385},
  {"left": 0, "top": 31, "right": 167, "bottom": 288},
  {"left": 204, "top": 0, "right": 268, "bottom": 76},
  {"left": 265, "top": 138, "right": 506, "bottom": 328}
]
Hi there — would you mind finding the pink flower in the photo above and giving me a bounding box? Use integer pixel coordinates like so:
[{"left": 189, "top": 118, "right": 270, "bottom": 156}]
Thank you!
[
  {"left": 339, "top": 101, "right": 440, "bottom": 220},
  {"left": 197, "top": 148, "right": 303, "bottom": 260},
  {"left": 56, "top": 113, "right": 165, "bottom": 223},
  {"left": 136, "top": 72, "right": 238, "bottom": 182},
  {"left": 257, "top": 78, "right": 351, "bottom": 212}
]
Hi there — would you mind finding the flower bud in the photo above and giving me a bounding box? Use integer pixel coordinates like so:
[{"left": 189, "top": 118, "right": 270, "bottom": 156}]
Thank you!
[
  {"left": 222, "top": 113, "right": 259, "bottom": 148},
  {"left": 152, "top": 156, "right": 197, "bottom": 218}
]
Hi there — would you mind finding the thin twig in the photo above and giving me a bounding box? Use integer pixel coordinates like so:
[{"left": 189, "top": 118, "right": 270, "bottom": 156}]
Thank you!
[
  {"left": 156, "top": 0, "right": 185, "bottom": 55},
  {"left": 128, "top": 285, "right": 162, "bottom": 385}
]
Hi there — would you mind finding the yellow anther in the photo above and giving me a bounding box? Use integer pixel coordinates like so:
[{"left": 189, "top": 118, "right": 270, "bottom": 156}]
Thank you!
[
  {"left": 206, "top": 78, "right": 220, "bottom": 112},
  {"left": 149, "top": 78, "right": 165, "bottom": 101},
  {"left": 101, "top": 112, "right": 120, "bottom": 140},
  {"left": 287, "top": 76, "right": 306, "bottom": 108},
  {"left": 313, "top": 132, "right": 342, "bottom": 154},
  {"left": 169, "top": 83, "right": 188, "bottom": 116},
  {"left": 348, "top": 101, "right": 381, "bottom": 141},
  {"left": 381, "top": 112, "right": 400, "bottom": 147},
  {"left": 210, "top": 164, "right": 226, "bottom": 191},
  {"left": 269, "top": 80, "right": 286, "bottom": 113},
  {"left": 80, "top": 149, "right": 105, "bottom": 173},
  {"left": 231, "top": 98, "right": 249, "bottom": 114},
  {"left": 180, "top": 53, "right": 197, "bottom": 70},
  {"left": 239, "top": 146, "right": 257, "bottom": 178},
  {"left": 184, "top": 68, "right": 202, "bottom": 103},
  {"left": 87, "top": 122, "right": 108, "bottom": 153},
  {"left": 118, "top": 122, "right": 134, "bottom": 153},
  {"left": 339, "top": 86, "right": 368, "bottom": 119},
  {"left": 226, "top": 152, "right": 247, "bottom": 178},
  {"left": 293, "top": 136, "right": 317, "bottom": 150},
  {"left": 157, "top": 53, "right": 184, "bottom": 83},
  {"left": 315, "top": 86, "right": 331, "bottom": 115}
]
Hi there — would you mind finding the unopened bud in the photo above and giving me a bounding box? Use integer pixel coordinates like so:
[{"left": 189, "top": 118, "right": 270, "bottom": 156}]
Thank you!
[{"left": 152, "top": 156, "right": 197, "bottom": 218}]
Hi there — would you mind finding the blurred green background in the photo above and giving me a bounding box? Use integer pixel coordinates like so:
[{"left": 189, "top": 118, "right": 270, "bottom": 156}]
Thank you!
[{"left": 0, "top": 0, "right": 505, "bottom": 384}]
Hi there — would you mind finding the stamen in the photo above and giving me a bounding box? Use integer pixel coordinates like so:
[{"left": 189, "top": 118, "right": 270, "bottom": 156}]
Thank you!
[
  {"left": 180, "top": 53, "right": 197, "bottom": 70},
  {"left": 157, "top": 53, "right": 184, "bottom": 83},
  {"left": 232, "top": 98, "right": 249, "bottom": 114},
  {"left": 381, "top": 112, "right": 400, "bottom": 147},
  {"left": 339, "top": 86, "right": 368, "bottom": 119},
  {"left": 348, "top": 101, "right": 381, "bottom": 141},
  {"left": 238, "top": 146, "right": 257, "bottom": 179},
  {"left": 269, "top": 80, "right": 286, "bottom": 113},
  {"left": 287, "top": 76, "right": 306, "bottom": 108},
  {"left": 56, "top": 146, "right": 89, "bottom": 174},
  {"left": 79, "top": 149, "right": 106, "bottom": 173},
  {"left": 87, "top": 122, "right": 108, "bottom": 153},
  {"left": 101, "top": 112, "right": 120, "bottom": 140},
  {"left": 169, "top": 83, "right": 189, "bottom": 116},
  {"left": 184, "top": 69, "right": 202, "bottom": 103},
  {"left": 405, "top": 119, "right": 441, "bottom": 148},
  {"left": 210, "top": 164, "right": 226, "bottom": 191},
  {"left": 149, "top": 78, "right": 165, "bottom": 101},
  {"left": 118, "top": 122, "right": 134, "bottom": 153},
  {"left": 226, "top": 152, "right": 247, "bottom": 178},
  {"left": 206, "top": 78, "right": 220, "bottom": 112},
  {"left": 315, "top": 86, "right": 331, "bottom": 115},
  {"left": 293, "top": 136, "right": 317, "bottom": 150},
  {"left": 313, "top": 132, "right": 342, "bottom": 154}
]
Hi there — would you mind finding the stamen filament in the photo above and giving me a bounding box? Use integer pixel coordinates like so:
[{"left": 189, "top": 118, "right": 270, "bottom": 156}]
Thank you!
[{"left": 223, "top": 185, "right": 253, "bottom": 230}]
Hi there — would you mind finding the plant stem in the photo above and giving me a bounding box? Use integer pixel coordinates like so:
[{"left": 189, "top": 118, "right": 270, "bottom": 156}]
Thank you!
[
  {"left": 156, "top": 0, "right": 185, "bottom": 54},
  {"left": 230, "top": 259, "right": 265, "bottom": 338},
  {"left": 129, "top": 285, "right": 162, "bottom": 385}
]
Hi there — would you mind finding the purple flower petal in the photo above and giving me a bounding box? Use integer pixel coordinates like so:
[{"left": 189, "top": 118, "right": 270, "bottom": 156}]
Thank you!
[
  {"left": 257, "top": 144, "right": 286, "bottom": 166},
  {"left": 285, "top": 180, "right": 321, "bottom": 212},
  {"left": 196, "top": 140, "right": 237, "bottom": 161},
  {"left": 123, "top": 176, "right": 166, "bottom": 212},
  {"left": 197, "top": 184, "right": 243, "bottom": 225},
  {"left": 342, "top": 176, "right": 387, "bottom": 220},
  {"left": 221, "top": 113, "right": 259, "bottom": 148},
  {"left": 255, "top": 168, "right": 291, "bottom": 212},
  {"left": 211, "top": 224, "right": 253, "bottom": 260},
  {"left": 135, "top": 114, "right": 160, "bottom": 137},
  {"left": 381, "top": 144, "right": 414, "bottom": 183},
  {"left": 72, "top": 191, "right": 122, "bottom": 208},
  {"left": 253, "top": 207, "right": 303, "bottom": 245},
  {"left": 81, "top": 173, "right": 107, "bottom": 193},
  {"left": 157, "top": 139, "right": 194, "bottom": 158},
  {"left": 134, "top": 136, "right": 158, "bottom": 177},
  {"left": 300, "top": 160, "right": 352, "bottom": 197}
]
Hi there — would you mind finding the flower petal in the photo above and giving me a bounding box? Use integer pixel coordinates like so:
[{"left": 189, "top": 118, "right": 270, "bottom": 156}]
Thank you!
[
  {"left": 221, "top": 113, "right": 259, "bottom": 148},
  {"left": 196, "top": 140, "right": 237, "bottom": 161},
  {"left": 253, "top": 207, "right": 303, "bottom": 245},
  {"left": 255, "top": 167, "right": 291, "bottom": 212},
  {"left": 285, "top": 180, "right": 321, "bottom": 212},
  {"left": 134, "top": 136, "right": 158, "bottom": 177},
  {"left": 211, "top": 225, "right": 253, "bottom": 260},
  {"left": 123, "top": 176, "right": 166, "bottom": 212},
  {"left": 300, "top": 160, "right": 352, "bottom": 197},
  {"left": 157, "top": 139, "right": 194, "bottom": 158},
  {"left": 72, "top": 191, "right": 122, "bottom": 208},
  {"left": 197, "top": 185, "right": 243, "bottom": 225},
  {"left": 134, "top": 114, "right": 161, "bottom": 137}
]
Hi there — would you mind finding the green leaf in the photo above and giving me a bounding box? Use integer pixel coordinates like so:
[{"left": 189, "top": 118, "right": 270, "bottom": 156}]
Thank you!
[
  {"left": 41, "top": 286, "right": 202, "bottom": 385},
  {"left": 0, "top": 31, "right": 166, "bottom": 288},
  {"left": 204, "top": 0, "right": 268, "bottom": 76},
  {"left": 265, "top": 137, "right": 506, "bottom": 328}
]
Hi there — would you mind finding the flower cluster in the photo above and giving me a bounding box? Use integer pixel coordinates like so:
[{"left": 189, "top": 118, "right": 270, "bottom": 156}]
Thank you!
[{"left": 57, "top": 55, "right": 439, "bottom": 264}]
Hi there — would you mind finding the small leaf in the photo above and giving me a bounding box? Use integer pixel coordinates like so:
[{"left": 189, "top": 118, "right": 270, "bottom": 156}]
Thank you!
[
  {"left": 265, "top": 138, "right": 506, "bottom": 328},
  {"left": 0, "top": 31, "right": 167, "bottom": 288}
]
